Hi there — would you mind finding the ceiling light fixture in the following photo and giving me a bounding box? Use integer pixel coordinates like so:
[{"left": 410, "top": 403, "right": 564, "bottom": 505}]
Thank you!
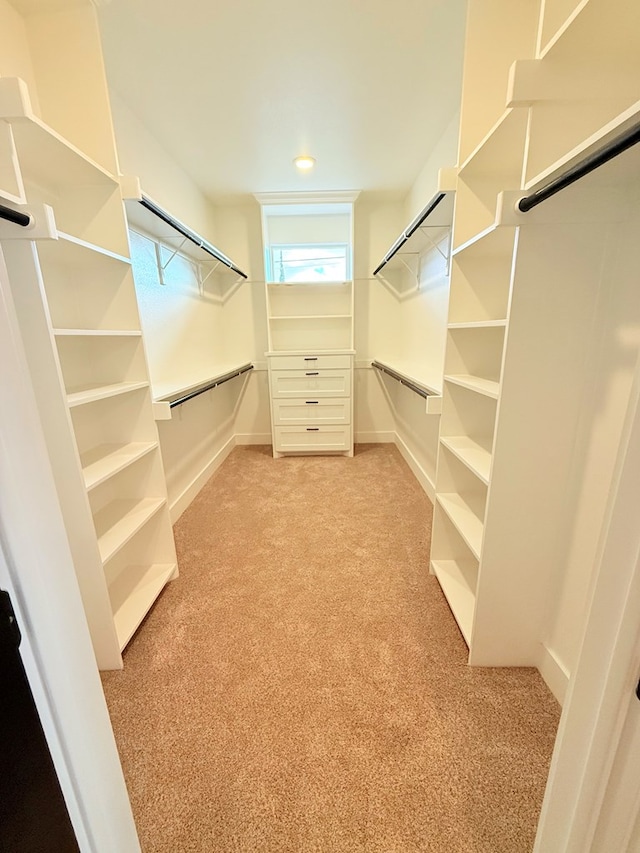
[{"left": 294, "top": 155, "right": 316, "bottom": 171}]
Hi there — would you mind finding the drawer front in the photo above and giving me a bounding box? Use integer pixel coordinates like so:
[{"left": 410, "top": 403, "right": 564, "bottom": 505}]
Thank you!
[
  {"left": 269, "top": 354, "right": 351, "bottom": 370},
  {"left": 272, "top": 397, "right": 350, "bottom": 425},
  {"left": 270, "top": 369, "right": 351, "bottom": 398},
  {"left": 274, "top": 425, "right": 351, "bottom": 452}
]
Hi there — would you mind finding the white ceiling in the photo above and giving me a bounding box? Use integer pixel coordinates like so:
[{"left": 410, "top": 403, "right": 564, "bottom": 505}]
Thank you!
[{"left": 97, "top": 0, "right": 467, "bottom": 203}]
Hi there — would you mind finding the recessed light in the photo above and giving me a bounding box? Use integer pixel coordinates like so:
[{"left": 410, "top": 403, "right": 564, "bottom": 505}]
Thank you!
[{"left": 294, "top": 155, "right": 316, "bottom": 171}]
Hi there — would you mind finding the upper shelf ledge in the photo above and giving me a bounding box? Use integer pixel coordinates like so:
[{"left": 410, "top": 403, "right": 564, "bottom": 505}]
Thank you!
[
  {"left": 0, "top": 77, "right": 118, "bottom": 188},
  {"left": 372, "top": 167, "right": 457, "bottom": 278},
  {"left": 120, "top": 175, "right": 247, "bottom": 280}
]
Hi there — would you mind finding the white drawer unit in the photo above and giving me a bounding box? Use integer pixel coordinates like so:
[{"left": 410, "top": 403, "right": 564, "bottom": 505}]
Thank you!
[
  {"left": 274, "top": 425, "right": 351, "bottom": 452},
  {"left": 272, "top": 397, "right": 350, "bottom": 425},
  {"left": 266, "top": 351, "right": 354, "bottom": 457},
  {"left": 270, "top": 368, "right": 351, "bottom": 399}
]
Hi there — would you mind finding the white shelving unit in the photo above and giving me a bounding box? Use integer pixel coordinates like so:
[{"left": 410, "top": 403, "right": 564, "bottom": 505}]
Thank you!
[
  {"left": 266, "top": 281, "right": 355, "bottom": 456},
  {"left": 373, "top": 169, "right": 456, "bottom": 300},
  {"left": 121, "top": 177, "right": 248, "bottom": 304},
  {"left": 430, "top": 0, "right": 640, "bottom": 673},
  {"left": 0, "top": 35, "right": 177, "bottom": 669}
]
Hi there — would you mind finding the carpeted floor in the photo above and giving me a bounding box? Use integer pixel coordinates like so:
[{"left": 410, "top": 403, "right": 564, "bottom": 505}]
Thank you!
[{"left": 102, "top": 444, "right": 560, "bottom": 853}]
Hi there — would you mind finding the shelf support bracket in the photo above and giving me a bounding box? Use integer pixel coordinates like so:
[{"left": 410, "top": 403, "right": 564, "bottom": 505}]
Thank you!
[
  {"left": 154, "top": 236, "right": 189, "bottom": 285},
  {"left": 417, "top": 226, "right": 451, "bottom": 272}
]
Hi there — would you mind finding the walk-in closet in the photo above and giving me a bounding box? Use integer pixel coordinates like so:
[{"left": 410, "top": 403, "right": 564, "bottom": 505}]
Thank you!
[{"left": 0, "top": 0, "right": 639, "bottom": 850}]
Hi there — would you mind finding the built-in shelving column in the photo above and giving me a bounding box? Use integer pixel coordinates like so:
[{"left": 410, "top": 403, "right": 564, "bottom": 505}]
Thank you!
[
  {"left": 430, "top": 0, "right": 539, "bottom": 659},
  {"left": 0, "top": 6, "right": 177, "bottom": 670}
]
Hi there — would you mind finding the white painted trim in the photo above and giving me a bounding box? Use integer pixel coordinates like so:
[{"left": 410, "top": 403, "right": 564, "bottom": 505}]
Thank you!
[
  {"left": 355, "top": 430, "right": 396, "bottom": 444},
  {"left": 394, "top": 432, "right": 436, "bottom": 502},
  {"left": 534, "top": 356, "right": 640, "bottom": 851},
  {"left": 169, "top": 436, "right": 235, "bottom": 522},
  {"left": 538, "top": 643, "right": 570, "bottom": 706},
  {"left": 235, "top": 432, "right": 273, "bottom": 445}
]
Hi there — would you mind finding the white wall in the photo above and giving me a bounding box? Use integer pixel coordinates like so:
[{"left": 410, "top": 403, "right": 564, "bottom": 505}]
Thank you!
[
  {"left": 353, "top": 113, "right": 460, "bottom": 496},
  {"left": 111, "top": 98, "right": 271, "bottom": 516}
]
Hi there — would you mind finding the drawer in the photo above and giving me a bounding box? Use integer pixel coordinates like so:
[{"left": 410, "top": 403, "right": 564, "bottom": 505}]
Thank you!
[
  {"left": 272, "top": 397, "right": 350, "bottom": 425},
  {"left": 270, "top": 369, "right": 351, "bottom": 398},
  {"left": 274, "top": 425, "right": 351, "bottom": 452},
  {"left": 268, "top": 354, "right": 352, "bottom": 370}
]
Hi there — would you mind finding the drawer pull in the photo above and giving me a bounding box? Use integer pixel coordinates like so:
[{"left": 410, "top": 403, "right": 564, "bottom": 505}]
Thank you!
[
  {"left": 304, "top": 357, "right": 318, "bottom": 361},
  {"left": 305, "top": 371, "right": 319, "bottom": 376},
  {"left": 306, "top": 428, "right": 319, "bottom": 431},
  {"left": 305, "top": 401, "right": 319, "bottom": 404}
]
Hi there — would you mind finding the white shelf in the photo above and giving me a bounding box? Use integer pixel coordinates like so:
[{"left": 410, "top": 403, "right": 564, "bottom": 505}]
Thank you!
[
  {"left": 444, "top": 374, "right": 500, "bottom": 399},
  {"left": 431, "top": 559, "right": 477, "bottom": 645},
  {"left": 94, "top": 497, "right": 166, "bottom": 565},
  {"left": 524, "top": 98, "right": 640, "bottom": 194},
  {"left": 270, "top": 314, "right": 352, "bottom": 321},
  {"left": 440, "top": 436, "right": 491, "bottom": 485},
  {"left": 54, "top": 329, "right": 142, "bottom": 338},
  {"left": 109, "top": 563, "right": 176, "bottom": 650},
  {"left": 81, "top": 442, "right": 158, "bottom": 491},
  {"left": 0, "top": 79, "right": 117, "bottom": 189},
  {"left": 372, "top": 359, "right": 442, "bottom": 396},
  {"left": 458, "top": 108, "right": 529, "bottom": 181},
  {"left": 448, "top": 320, "right": 507, "bottom": 330},
  {"left": 436, "top": 493, "right": 484, "bottom": 560},
  {"left": 66, "top": 380, "right": 148, "bottom": 408}
]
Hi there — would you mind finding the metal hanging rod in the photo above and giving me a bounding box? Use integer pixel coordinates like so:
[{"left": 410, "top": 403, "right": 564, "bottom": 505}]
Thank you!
[
  {"left": 517, "top": 120, "right": 640, "bottom": 213},
  {"left": 0, "top": 203, "right": 31, "bottom": 228},
  {"left": 373, "top": 193, "right": 446, "bottom": 276},
  {"left": 160, "top": 364, "right": 253, "bottom": 409},
  {"left": 372, "top": 360, "right": 432, "bottom": 399},
  {"left": 138, "top": 195, "right": 248, "bottom": 279}
]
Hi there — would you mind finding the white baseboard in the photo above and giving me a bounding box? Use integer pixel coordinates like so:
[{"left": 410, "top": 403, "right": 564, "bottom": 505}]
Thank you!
[
  {"left": 234, "top": 433, "right": 272, "bottom": 445},
  {"left": 355, "top": 430, "right": 395, "bottom": 444},
  {"left": 538, "top": 643, "right": 570, "bottom": 706},
  {"left": 169, "top": 436, "right": 236, "bottom": 523},
  {"left": 394, "top": 432, "right": 435, "bottom": 502}
]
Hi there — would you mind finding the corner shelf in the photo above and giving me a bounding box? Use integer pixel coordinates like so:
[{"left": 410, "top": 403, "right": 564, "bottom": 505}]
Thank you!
[
  {"left": 440, "top": 436, "right": 491, "bottom": 485},
  {"left": 109, "top": 563, "right": 177, "bottom": 651},
  {"left": 431, "top": 559, "right": 477, "bottom": 644},
  {"left": 66, "top": 380, "right": 149, "bottom": 408},
  {"left": 436, "top": 493, "right": 484, "bottom": 560},
  {"left": 444, "top": 374, "right": 500, "bottom": 399},
  {"left": 94, "top": 498, "right": 166, "bottom": 565},
  {"left": 81, "top": 442, "right": 158, "bottom": 491}
]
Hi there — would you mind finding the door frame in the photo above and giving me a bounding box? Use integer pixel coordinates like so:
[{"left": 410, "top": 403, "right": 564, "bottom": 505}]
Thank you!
[{"left": 535, "top": 353, "right": 640, "bottom": 851}]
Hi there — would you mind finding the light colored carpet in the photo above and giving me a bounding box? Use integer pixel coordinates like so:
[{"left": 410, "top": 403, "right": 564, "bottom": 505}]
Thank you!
[{"left": 102, "top": 444, "right": 560, "bottom": 852}]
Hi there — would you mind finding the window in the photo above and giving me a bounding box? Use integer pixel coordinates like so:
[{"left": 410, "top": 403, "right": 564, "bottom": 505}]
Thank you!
[
  {"left": 269, "top": 243, "right": 350, "bottom": 283},
  {"left": 257, "top": 195, "right": 357, "bottom": 284}
]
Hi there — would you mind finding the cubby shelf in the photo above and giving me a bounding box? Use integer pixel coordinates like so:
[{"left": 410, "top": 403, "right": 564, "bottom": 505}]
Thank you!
[
  {"left": 448, "top": 320, "right": 507, "bottom": 330},
  {"left": 54, "top": 329, "right": 142, "bottom": 338},
  {"left": 444, "top": 374, "right": 500, "bottom": 399},
  {"left": 66, "top": 381, "right": 149, "bottom": 408},
  {"left": 440, "top": 436, "right": 491, "bottom": 484},
  {"left": 81, "top": 442, "right": 158, "bottom": 491},
  {"left": 54, "top": 231, "right": 131, "bottom": 266},
  {"left": 110, "top": 563, "right": 176, "bottom": 651},
  {"left": 436, "top": 493, "right": 484, "bottom": 560},
  {"left": 4, "top": 109, "right": 117, "bottom": 190},
  {"left": 94, "top": 497, "right": 166, "bottom": 565},
  {"left": 430, "top": 559, "right": 477, "bottom": 644},
  {"left": 269, "top": 314, "right": 352, "bottom": 321}
]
